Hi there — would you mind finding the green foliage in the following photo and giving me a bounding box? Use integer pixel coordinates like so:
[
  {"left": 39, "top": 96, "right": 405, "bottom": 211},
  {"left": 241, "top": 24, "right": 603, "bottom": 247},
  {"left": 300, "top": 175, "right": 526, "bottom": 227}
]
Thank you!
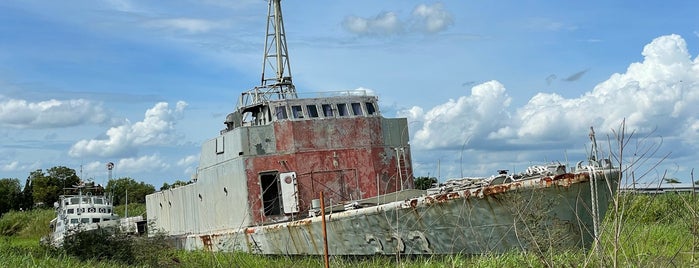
[
  {"left": 113, "top": 203, "right": 147, "bottom": 218},
  {"left": 0, "top": 209, "right": 54, "bottom": 238},
  {"left": 160, "top": 180, "right": 191, "bottom": 191},
  {"left": 30, "top": 167, "right": 81, "bottom": 208},
  {"left": 105, "top": 177, "right": 155, "bottom": 206},
  {"left": 413, "top": 176, "right": 437, "bottom": 190},
  {"left": 0, "top": 178, "right": 21, "bottom": 215}
]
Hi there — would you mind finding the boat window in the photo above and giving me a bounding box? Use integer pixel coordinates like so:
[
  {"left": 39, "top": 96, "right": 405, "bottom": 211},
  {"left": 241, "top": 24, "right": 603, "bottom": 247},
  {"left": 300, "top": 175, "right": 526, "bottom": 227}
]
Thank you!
[
  {"left": 103, "top": 218, "right": 110, "bottom": 221},
  {"left": 83, "top": 197, "right": 91, "bottom": 204},
  {"left": 70, "top": 219, "right": 78, "bottom": 224},
  {"left": 107, "top": 208, "right": 111, "bottom": 213},
  {"left": 291, "top": 105, "right": 303, "bottom": 119},
  {"left": 306, "top": 105, "right": 319, "bottom": 118},
  {"left": 70, "top": 198, "right": 79, "bottom": 204},
  {"left": 92, "top": 218, "right": 100, "bottom": 223},
  {"left": 366, "top": 102, "right": 376, "bottom": 115},
  {"left": 94, "top": 198, "right": 104, "bottom": 205},
  {"left": 351, "top": 103, "right": 363, "bottom": 116},
  {"left": 67, "top": 208, "right": 74, "bottom": 214},
  {"left": 81, "top": 218, "right": 90, "bottom": 224},
  {"left": 322, "top": 104, "right": 334, "bottom": 117},
  {"left": 275, "top": 106, "right": 288, "bottom": 120},
  {"left": 337, "top": 103, "right": 349, "bottom": 116}
]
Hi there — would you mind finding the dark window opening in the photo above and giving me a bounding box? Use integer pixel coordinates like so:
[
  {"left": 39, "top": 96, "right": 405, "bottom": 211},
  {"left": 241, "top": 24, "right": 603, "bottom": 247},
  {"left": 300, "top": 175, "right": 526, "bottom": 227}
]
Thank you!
[
  {"left": 337, "top": 103, "right": 348, "bottom": 116},
  {"left": 366, "top": 102, "right": 376, "bottom": 115},
  {"left": 67, "top": 208, "right": 74, "bottom": 214},
  {"left": 351, "top": 103, "right": 363, "bottom": 116},
  {"left": 307, "top": 105, "right": 319, "bottom": 118},
  {"left": 92, "top": 218, "right": 100, "bottom": 223},
  {"left": 291, "top": 105, "right": 303, "bottom": 119},
  {"left": 260, "top": 172, "right": 282, "bottom": 216},
  {"left": 275, "top": 106, "right": 288, "bottom": 119},
  {"left": 322, "top": 104, "right": 334, "bottom": 117}
]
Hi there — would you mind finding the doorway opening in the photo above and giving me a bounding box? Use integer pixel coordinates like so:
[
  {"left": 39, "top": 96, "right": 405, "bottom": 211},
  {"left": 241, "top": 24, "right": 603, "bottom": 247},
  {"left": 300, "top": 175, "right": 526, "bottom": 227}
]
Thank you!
[{"left": 260, "top": 172, "right": 281, "bottom": 216}]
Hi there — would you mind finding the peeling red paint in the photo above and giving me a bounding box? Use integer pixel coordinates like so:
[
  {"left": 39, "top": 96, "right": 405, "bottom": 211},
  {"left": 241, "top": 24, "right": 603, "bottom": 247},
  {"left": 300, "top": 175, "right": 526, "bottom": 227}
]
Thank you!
[{"left": 244, "top": 117, "right": 412, "bottom": 224}]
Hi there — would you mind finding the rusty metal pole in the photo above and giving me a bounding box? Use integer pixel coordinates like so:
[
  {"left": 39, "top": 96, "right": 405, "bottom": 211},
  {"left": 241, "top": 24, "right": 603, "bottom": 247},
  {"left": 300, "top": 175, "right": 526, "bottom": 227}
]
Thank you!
[{"left": 320, "top": 191, "right": 330, "bottom": 268}]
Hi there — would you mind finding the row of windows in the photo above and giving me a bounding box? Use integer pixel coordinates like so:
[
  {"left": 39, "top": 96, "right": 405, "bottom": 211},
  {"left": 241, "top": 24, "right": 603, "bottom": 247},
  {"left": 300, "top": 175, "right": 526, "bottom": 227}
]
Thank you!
[
  {"left": 275, "top": 102, "right": 377, "bottom": 120},
  {"left": 68, "top": 217, "right": 113, "bottom": 224},
  {"left": 65, "top": 207, "right": 111, "bottom": 214},
  {"left": 66, "top": 197, "right": 106, "bottom": 205}
]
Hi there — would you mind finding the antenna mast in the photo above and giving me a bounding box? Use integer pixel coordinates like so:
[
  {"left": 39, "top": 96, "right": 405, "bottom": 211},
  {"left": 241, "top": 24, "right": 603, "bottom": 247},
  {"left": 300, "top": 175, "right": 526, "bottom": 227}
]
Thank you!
[{"left": 240, "top": 0, "right": 296, "bottom": 108}]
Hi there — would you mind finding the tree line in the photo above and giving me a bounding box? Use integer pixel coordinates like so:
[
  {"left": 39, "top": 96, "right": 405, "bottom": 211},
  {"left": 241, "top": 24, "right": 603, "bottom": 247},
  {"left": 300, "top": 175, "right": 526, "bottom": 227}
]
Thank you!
[{"left": 0, "top": 166, "right": 159, "bottom": 216}]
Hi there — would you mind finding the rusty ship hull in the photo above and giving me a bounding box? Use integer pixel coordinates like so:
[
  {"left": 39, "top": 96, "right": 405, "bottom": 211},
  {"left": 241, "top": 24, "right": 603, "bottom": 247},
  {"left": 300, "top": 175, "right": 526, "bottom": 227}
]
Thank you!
[
  {"left": 150, "top": 162, "right": 618, "bottom": 255},
  {"left": 145, "top": 0, "right": 620, "bottom": 256}
]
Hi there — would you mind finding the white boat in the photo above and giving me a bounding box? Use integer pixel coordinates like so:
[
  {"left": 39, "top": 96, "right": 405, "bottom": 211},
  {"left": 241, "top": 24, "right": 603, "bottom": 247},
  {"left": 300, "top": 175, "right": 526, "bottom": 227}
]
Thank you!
[{"left": 44, "top": 183, "right": 137, "bottom": 247}]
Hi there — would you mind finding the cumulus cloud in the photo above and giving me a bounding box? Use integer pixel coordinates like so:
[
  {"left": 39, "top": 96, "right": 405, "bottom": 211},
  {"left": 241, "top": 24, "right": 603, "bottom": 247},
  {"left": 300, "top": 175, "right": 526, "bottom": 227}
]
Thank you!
[
  {"left": 144, "top": 18, "right": 223, "bottom": 34},
  {"left": 399, "top": 81, "right": 512, "bottom": 149},
  {"left": 401, "top": 34, "right": 699, "bottom": 154},
  {"left": 410, "top": 3, "right": 453, "bottom": 33},
  {"left": 342, "top": 3, "right": 453, "bottom": 36},
  {"left": 69, "top": 101, "right": 187, "bottom": 158},
  {"left": 0, "top": 97, "right": 108, "bottom": 129}
]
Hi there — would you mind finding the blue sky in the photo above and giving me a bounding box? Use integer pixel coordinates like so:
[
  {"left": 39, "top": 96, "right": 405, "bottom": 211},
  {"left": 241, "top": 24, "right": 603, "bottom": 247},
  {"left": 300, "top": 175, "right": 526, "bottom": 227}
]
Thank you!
[{"left": 1, "top": 0, "right": 698, "bottom": 188}]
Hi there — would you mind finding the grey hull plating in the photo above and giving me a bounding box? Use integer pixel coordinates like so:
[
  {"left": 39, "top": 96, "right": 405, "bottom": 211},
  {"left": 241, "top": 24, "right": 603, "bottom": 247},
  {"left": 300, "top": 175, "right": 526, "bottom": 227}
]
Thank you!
[{"left": 165, "top": 167, "right": 617, "bottom": 255}]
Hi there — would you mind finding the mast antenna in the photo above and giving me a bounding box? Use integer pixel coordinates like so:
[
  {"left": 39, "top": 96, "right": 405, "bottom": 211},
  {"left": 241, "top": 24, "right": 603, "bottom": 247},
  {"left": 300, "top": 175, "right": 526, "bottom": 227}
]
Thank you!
[{"left": 240, "top": 0, "right": 297, "bottom": 108}]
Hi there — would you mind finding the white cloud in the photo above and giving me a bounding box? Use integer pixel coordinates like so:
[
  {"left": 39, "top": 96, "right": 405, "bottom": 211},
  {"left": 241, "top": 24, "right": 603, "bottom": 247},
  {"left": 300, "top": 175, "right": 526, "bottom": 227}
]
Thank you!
[
  {"left": 511, "top": 34, "right": 697, "bottom": 140},
  {"left": 400, "top": 80, "right": 512, "bottom": 149},
  {"left": 144, "top": 18, "right": 223, "bottom": 34},
  {"left": 177, "top": 155, "right": 198, "bottom": 167},
  {"left": 343, "top": 12, "right": 403, "bottom": 36},
  {"left": 0, "top": 160, "right": 39, "bottom": 174},
  {"left": 401, "top": 34, "right": 699, "bottom": 175},
  {"left": 411, "top": 3, "right": 453, "bottom": 33},
  {"left": 0, "top": 97, "right": 108, "bottom": 129},
  {"left": 1, "top": 161, "right": 19, "bottom": 172},
  {"left": 177, "top": 154, "right": 198, "bottom": 177},
  {"left": 342, "top": 3, "right": 454, "bottom": 36},
  {"left": 117, "top": 154, "right": 170, "bottom": 173},
  {"left": 69, "top": 101, "right": 188, "bottom": 158}
]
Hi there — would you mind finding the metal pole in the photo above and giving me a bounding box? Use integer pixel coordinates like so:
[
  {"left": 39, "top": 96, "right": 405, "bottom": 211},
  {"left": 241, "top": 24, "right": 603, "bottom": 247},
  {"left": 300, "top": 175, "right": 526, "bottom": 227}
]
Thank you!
[{"left": 320, "top": 191, "right": 330, "bottom": 268}]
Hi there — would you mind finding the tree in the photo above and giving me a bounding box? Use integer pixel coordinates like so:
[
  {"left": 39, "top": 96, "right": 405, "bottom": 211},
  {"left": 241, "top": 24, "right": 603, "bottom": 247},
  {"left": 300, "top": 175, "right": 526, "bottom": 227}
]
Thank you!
[
  {"left": 0, "top": 178, "right": 21, "bottom": 215},
  {"left": 159, "top": 180, "right": 191, "bottom": 191},
  {"left": 106, "top": 177, "right": 156, "bottom": 205},
  {"left": 30, "top": 166, "right": 81, "bottom": 207},
  {"left": 414, "top": 176, "right": 438, "bottom": 190}
]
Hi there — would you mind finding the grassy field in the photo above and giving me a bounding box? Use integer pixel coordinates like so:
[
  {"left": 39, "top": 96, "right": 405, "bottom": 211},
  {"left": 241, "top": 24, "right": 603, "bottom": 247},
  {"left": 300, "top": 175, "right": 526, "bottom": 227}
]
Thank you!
[{"left": 0, "top": 193, "right": 697, "bottom": 267}]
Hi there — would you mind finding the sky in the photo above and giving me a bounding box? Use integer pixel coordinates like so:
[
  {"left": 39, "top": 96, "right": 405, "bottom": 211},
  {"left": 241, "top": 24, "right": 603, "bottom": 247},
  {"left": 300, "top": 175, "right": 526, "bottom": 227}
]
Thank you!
[{"left": 1, "top": 0, "right": 698, "bottom": 188}]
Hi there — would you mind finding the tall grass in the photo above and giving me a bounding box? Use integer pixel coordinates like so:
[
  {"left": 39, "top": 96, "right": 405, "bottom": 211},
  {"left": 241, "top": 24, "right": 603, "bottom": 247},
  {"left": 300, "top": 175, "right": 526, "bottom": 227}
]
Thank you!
[{"left": 0, "top": 193, "right": 697, "bottom": 267}]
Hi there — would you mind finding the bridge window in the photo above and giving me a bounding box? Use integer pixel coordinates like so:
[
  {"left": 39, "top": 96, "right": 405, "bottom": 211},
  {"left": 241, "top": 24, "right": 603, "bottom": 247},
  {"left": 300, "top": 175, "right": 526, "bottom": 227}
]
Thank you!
[
  {"left": 92, "top": 218, "right": 100, "bottom": 223},
  {"left": 67, "top": 208, "right": 74, "bottom": 214},
  {"left": 275, "top": 106, "right": 288, "bottom": 119},
  {"left": 307, "top": 105, "right": 319, "bottom": 118},
  {"left": 291, "top": 105, "right": 303, "bottom": 118},
  {"left": 351, "top": 103, "right": 363, "bottom": 116},
  {"left": 322, "top": 104, "right": 334, "bottom": 117},
  {"left": 366, "top": 102, "right": 376, "bottom": 115},
  {"left": 337, "top": 103, "right": 349, "bottom": 116}
]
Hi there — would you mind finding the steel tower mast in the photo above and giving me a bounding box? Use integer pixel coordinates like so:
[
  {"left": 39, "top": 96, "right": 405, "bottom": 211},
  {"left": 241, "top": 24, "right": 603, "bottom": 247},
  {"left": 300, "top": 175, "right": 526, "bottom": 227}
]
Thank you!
[{"left": 240, "top": 0, "right": 296, "bottom": 108}]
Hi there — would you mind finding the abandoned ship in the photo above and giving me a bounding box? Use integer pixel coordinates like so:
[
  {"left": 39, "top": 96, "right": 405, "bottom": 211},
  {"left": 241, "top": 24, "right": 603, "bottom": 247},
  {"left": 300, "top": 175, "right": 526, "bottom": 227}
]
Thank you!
[{"left": 145, "top": 0, "right": 620, "bottom": 255}]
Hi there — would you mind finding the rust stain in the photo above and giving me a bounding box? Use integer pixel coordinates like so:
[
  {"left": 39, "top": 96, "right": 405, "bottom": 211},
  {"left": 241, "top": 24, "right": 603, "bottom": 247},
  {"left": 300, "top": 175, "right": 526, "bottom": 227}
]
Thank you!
[
  {"left": 409, "top": 199, "right": 418, "bottom": 208},
  {"left": 200, "top": 235, "right": 213, "bottom": 251}
]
